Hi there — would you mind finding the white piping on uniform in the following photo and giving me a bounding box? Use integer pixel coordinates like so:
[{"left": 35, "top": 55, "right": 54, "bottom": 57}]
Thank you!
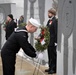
[{"left": 15, "top": 28, "right": 28, "bottom": 32}]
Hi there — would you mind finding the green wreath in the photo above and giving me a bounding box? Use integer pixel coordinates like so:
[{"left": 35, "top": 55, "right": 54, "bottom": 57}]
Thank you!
[{"left": 35, "top": 26, "right": 50, "bottom": 52}]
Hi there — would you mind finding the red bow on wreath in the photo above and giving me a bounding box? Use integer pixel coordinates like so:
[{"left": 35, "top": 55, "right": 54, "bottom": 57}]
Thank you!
[{"left": 39, "top": 29, "right": 46, "bottom": 45}]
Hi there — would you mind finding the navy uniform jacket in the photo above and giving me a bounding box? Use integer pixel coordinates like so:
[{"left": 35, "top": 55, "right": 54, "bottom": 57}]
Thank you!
[
  {"left": 47, "top": 17, "right": 57, "bottom": 46},
  {"left": 1, "top": 26, "right": 36, "bottom": 58}
]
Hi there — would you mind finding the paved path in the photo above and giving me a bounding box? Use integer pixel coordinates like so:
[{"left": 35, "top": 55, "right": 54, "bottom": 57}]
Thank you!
[{"left": 0, "top": 55, "right": 56, "bottom": 75}]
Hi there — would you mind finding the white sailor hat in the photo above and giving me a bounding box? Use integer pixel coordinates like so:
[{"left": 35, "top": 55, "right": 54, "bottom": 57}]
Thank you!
[{"left": 29, "top": 18, "right": 41, "bottom": 28}]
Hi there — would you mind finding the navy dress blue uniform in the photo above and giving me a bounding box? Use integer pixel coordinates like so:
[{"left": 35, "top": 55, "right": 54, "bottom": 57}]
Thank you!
[
  {"left": 1, "top": 26, "right": 36, "bottom": 75},
  {"left": 47, "top": 16, "right": 57, "bottom": 73}
]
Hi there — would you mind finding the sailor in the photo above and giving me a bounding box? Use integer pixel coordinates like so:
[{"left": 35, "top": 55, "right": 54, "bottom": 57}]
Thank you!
[{"left": 1, "top": 18, "right": 41, "bottom": 75}]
